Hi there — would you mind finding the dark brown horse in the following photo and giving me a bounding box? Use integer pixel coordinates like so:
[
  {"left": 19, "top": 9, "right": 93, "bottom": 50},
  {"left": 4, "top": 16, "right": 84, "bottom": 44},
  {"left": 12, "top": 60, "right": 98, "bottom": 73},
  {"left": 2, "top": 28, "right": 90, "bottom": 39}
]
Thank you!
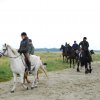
[
  {"left": 60, "top": 45, "right": 68, "bottom": 62},
  {"left": 60, "top": 45, "right": 77, "bottom": 68},
  {"left": 77, "top": 50, "right": 94, "bottom": 74}
]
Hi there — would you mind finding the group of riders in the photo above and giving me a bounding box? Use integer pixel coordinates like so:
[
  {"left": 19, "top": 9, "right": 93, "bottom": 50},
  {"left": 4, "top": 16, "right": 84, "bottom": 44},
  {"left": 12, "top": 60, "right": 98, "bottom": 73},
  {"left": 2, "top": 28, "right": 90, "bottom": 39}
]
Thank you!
[
  {"left": 62, "top": 37, "right": 92, "bottom": 63},
  {"left": 15, "top": 33, "right": 92, "bottom": 74},
  {"left": 60, "top": 37, "right": 94, "bottom": 74}
]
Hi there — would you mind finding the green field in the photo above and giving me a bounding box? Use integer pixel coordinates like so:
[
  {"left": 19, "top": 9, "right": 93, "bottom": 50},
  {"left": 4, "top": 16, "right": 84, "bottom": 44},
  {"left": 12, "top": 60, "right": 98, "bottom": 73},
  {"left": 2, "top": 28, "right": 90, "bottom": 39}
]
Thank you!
[{"left": 0, "top": 52, "right": 100, "bottom": 82}]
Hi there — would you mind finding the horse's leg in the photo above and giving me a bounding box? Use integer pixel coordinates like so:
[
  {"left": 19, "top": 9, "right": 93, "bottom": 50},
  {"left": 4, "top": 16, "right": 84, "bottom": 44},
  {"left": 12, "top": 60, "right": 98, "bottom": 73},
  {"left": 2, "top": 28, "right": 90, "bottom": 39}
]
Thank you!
[
  {"left": 70, "top": 58, "right": 72, "bottom": 68},
  {"left": 85, "top": 63, "right": 88, "bottom": 74},
  {"left": 77, "top": 61, "right": 80, "bottom": 72},
  {"left": 20, "top": 73, "right": 28, "bottom": 90},
  {"left": 73, "top": 59, "right": 75, "bottom": 68},
  {"left": 24, "top": 75, "right": 25, "bottom": 83},
  {"left": 11, "top": 73, "right": 17, "bottom": 93},
  {"left": 63, "top": 55, "right": 64, "bottom": 62},
  {"left": 89, "top": 62, "right": 92, "bottom": 73},
  {"left": 31, "top": 69, "right": 38, "bottom": 89},
  {"left": 24, "top": 72, "right": 31, "bottom": 83},
  {"left": 67, "top": 57, "right": 68, "bottom": 63},
  {"left": 37, "top": 71, "right": 39, "bottom": 82}
]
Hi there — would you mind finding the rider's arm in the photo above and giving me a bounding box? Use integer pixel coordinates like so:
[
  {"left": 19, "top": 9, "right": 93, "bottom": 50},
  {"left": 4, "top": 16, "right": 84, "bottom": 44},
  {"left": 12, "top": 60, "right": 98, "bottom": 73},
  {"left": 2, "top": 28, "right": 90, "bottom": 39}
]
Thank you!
[
  {"left": 87, "top": 41, "right": 89, "bottom": 48},
  {"left": 18, "top": 41, "right": 22, "bottom": 53}
]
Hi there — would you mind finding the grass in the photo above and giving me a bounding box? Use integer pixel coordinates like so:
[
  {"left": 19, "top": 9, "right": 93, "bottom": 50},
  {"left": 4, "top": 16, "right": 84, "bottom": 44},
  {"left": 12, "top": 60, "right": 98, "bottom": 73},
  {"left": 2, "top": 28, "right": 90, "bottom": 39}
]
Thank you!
[
  {"left": 0, "top": 52, "right": 100, "bottom": 82},
  {"left": 36, "top": 52, "right": 69, "bottom": 71},
  {"left": 92, "top": 52, "right": 100, "bottom": 61},
  {"left": 0, "top": 57, "right": 12, "bottom": 82}
]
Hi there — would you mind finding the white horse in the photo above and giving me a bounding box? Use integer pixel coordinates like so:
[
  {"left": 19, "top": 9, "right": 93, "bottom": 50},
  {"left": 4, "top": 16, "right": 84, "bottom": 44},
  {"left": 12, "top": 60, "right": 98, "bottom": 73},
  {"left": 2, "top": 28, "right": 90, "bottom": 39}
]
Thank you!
[{"left": 2, "top": 44, "right": 48, "bottom": 93}]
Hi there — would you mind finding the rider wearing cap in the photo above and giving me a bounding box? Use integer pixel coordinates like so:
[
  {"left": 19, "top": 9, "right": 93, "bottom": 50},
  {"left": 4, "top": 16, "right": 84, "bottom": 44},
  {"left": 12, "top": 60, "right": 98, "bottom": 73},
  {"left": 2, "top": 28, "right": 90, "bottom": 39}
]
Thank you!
[
  {"left": 18, "top": 32, "right": 31, "bottom": 72},
  {"left": 79, "top": 37, "right": 89, "bottom": 51}
]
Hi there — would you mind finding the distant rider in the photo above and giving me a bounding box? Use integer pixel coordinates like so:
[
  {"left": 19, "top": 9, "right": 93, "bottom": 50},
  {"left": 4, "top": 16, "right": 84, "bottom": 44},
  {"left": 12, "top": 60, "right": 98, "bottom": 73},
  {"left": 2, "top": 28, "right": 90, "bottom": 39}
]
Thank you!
[
  {"left": 72, "top": 41, "right": 79, "bottom": 57},
  {"left": 72, "top": 41, "right": 79, "bottom": 51}
]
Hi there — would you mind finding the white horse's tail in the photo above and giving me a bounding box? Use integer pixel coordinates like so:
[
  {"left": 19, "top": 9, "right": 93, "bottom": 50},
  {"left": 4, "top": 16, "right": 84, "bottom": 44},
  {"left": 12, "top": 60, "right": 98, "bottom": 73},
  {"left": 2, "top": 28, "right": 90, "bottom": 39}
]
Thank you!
[{"left": 40, "top": 63, "right": 48, "bottom": 78}]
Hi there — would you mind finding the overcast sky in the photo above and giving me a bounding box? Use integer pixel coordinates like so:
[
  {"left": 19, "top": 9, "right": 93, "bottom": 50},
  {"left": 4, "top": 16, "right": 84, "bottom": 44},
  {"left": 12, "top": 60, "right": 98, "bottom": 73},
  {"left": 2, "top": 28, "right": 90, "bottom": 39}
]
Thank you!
[{"left": 0, "top": 0, "right": 100, "bottom": 50}]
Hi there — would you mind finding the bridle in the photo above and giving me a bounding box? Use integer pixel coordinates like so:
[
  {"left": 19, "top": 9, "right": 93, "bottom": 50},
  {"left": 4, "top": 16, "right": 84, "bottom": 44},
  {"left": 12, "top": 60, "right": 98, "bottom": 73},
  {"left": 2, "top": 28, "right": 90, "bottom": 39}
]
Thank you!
[{"left": 3, "top": 45, "right": 21, "bottom": 59}]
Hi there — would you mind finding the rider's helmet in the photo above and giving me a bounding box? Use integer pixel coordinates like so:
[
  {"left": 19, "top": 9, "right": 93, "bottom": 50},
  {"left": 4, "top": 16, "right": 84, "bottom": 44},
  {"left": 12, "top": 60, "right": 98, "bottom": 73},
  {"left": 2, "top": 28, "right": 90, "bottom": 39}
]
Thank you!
[
  {"left": 21, "top": 32, "right": 27, "bottom": 36},
  {"left": 83, "top": 37, "right": 87, "bottom": 40}
]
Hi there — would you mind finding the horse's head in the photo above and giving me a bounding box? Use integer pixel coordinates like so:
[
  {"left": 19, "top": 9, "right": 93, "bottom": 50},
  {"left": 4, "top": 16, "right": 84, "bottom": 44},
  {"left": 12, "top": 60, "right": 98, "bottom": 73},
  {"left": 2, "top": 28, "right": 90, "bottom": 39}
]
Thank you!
[
  {"left": 90, "top": 50, "right": 95, "bottom": 55},
  {"left": 2, "top": 43, "right": 18, "bottom": 56},
  {"left": 2, "top": 43, "right": 8, "bottom": 56},
  {"left": 60, "top": 45, "right": 65, "bottom": 50}
]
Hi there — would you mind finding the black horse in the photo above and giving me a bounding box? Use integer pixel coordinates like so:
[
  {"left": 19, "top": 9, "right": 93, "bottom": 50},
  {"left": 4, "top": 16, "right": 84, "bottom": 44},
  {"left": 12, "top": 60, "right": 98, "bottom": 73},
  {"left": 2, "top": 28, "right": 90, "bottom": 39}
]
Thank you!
[
  {"left": 77, "top": 50, "right": 94, "bottom": 74},
  {"left": 67, "top": 44, "right": 78, "bottom": 68}
]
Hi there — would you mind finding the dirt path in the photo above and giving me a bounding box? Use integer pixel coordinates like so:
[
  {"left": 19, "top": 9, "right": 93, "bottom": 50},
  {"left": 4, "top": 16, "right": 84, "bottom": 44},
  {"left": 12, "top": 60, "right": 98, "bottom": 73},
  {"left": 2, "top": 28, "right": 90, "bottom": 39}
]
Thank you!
[{"left": 0, "top": 62, "right": 100, "bottom": 100}]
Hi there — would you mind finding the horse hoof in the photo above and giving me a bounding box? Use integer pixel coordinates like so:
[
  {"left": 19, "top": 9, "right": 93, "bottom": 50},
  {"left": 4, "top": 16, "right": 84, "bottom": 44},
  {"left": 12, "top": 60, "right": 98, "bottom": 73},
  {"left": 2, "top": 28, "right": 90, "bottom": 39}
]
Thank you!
[
  {"left": 35, "top": 86, "right": 38, "bottom": 88},
  {"left": 31, "top": 87, "right": 34, "bottom": 90},
  {"left": 85, "top": 71, "right": 88, "bottom": 74},
  {"left": 77, "top": 69, "right": 80, "bottom": 72},
  {"left": 26, "top": 87, "right": 29, "bottom": 90},
  {"left": 27, "top": 81, "right": 31, "bottom": 84},
  {"left": 11, "top": 91, "right": 14, "bottom": 93},
  {"left": 89, "top": 69, "right": 92, "bottom": 73}
]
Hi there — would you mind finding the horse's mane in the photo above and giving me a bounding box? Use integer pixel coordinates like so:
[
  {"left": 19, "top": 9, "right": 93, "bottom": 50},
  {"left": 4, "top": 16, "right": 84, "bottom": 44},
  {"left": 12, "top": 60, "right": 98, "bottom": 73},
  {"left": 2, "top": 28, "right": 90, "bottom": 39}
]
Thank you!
[{"left": 7, "top": 44, "right": 19, "bottom": 55}]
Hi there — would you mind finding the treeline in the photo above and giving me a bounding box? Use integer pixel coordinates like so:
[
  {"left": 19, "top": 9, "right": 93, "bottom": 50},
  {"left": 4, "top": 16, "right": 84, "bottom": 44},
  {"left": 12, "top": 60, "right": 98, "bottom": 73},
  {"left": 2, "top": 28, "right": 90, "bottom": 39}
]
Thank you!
[
  {"left": 35, "top": 48, "right": 60, "bottom": 52},
  {"left": 35, "top": 48, "right": 100, "bottom": 52}
]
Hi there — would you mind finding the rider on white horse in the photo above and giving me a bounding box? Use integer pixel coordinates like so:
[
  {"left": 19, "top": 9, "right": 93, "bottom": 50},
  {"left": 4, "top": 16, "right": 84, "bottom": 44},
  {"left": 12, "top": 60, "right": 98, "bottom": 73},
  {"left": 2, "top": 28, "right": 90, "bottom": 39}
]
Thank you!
[
  {"left": 18, "top": 32, "right": 31, "bottom": 72},
  {"left": 2, "top": 44, "right": 48, "bottom": 92}
]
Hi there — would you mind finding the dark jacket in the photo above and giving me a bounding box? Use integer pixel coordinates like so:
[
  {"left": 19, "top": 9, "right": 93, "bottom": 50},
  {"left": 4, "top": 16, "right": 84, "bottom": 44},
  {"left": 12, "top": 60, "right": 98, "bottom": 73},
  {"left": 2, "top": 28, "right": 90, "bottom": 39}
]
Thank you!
[
  {"left": 72, "top": 43, "right": 79, "bottom": 50},
  {"left": 18, "top": 37, "right": 29, "bottom": 53},
  {"left": 79, "top": 41, "right": 89, "bottom": 51}
]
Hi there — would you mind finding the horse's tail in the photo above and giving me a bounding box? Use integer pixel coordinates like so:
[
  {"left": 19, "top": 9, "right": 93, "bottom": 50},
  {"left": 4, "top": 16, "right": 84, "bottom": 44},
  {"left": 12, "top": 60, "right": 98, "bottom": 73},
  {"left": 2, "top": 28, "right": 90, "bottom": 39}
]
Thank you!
[{"left": 40, "top": 64, "right": 48, "bottom": 79}]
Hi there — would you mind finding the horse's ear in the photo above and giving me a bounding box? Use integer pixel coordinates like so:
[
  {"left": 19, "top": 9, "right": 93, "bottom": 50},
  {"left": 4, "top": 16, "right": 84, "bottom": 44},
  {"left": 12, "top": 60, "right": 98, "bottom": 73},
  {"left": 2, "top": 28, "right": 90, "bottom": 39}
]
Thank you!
[{"left": 5, "top": 43, "right": 7, "bottom": 46}]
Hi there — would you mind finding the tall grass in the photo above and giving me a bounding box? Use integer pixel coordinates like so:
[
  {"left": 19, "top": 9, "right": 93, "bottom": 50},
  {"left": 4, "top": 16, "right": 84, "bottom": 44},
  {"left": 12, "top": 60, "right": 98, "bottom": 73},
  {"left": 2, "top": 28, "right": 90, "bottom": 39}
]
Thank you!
[
  {"left": 36, "top": 52, "right": 69, "bottom": 71},
  {"left": 0, "top": 57, "right": 12, "bottom": 82},
  {"left": 0, "top": 52, "right": 99, "bottom": 82}
]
